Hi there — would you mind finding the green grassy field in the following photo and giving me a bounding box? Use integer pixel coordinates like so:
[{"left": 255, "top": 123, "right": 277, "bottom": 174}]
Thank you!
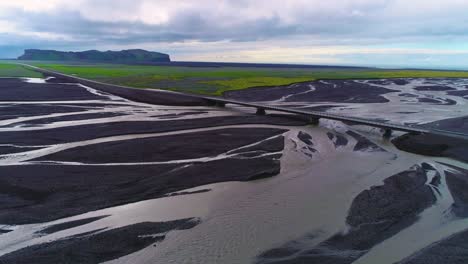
[
  {"left": 0, "top": 62, "right": 42, "bottom": 78},
  {"left": 26, "top": 62, "right": 468, "bottom": 95}
]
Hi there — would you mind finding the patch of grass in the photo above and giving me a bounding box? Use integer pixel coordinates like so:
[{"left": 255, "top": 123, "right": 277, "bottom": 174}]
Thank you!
[
  {"left": 0, "top": 62, "right": 43, "bottom": 77},
  {"left": 29, "top": 62, "right": 468, "bottom": 96},
  {"left": 203, "top": 77, "right": 315, "bottom": 95}
]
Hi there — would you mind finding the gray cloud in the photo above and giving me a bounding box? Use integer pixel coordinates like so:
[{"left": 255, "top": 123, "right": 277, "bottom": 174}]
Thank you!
[
  {"left": 1, "top": 0, "right": 468, "bottom": 67},
  {"left": 4, "top": 0, "right": 466, "bottom": 45}
]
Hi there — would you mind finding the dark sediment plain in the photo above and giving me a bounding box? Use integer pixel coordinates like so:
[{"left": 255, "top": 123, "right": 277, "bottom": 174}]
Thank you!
[
  {"left": 0, "top": 78, "right": 104, "bottom": 101},
  {"left": 1, "top": 77, "right": 468, "bottom": 263},
  {"left": 393, "top": 115, "right": 468, "bottom": 162},
  {"left": 396, "top": 167, "right": 468, "bottom": 264},
  {"left": 225, "top": 78, "right": 468, "bottom": 125},
  {"left": 0, "top": 219, "right": 199, "bottom": 264},
  {"left": 224, "top": 79, "right": 398, "bottom": 103},
  {"left": 0, "top": 77, "right": 299, "bottom": 262},
  {"left": 0, "top": 78, "right": 298, "bottom": 225}
]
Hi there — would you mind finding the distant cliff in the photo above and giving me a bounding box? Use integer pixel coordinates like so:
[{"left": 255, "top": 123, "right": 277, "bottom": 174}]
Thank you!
[{"left": 18, "top": 49, "right": 171, "bottom": 63}]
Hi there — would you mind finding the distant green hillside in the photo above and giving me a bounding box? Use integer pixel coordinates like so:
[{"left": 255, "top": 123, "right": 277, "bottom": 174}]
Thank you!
[{"left": 18, "top": 49, "right": 170, "bottom": 63}]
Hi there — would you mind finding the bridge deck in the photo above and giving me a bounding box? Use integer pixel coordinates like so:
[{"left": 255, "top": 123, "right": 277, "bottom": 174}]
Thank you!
[
  {"left": 203, "top": 96, "right": 429, "bottom": 133},
  {"left": 202, "top": 97, "right": 468, "bottom": 140}
]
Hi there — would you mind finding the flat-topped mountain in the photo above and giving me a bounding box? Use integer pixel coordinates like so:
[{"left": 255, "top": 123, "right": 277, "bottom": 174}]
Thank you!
[{"left": 18, "top": 49, "right": 171, "bottom": 63}]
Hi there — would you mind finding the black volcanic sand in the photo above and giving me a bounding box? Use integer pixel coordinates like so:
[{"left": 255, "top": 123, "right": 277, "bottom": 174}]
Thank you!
[
  {"left": 417, "top": 97, "right": 440, "bottom": 104},
  {"left": 41, "top": 72, "right": 208, "bottom": 106},
  {"left": 0, "top": 146, "right": 41, "bottom": 155},
  {"left": 367, "top": 79, "right": 411, "bottom": 86},
  {"left": 394, "top": 133, "right": 468, "bottom": 162},
  {"left": 257, "top": 164, "right": 437, "bottom": 264},
  {"left": 230, "top": 135, "right": 285, "bottom": 155},
  {"left": 45, "top": 76, "right": 75, "bottom": 84},
  {"left": 327, "top": 132, "right": 348, "bottom": 148},
  {"left": 398, "top": 230, "right": 468, "bottom": 264},
  {"left": 0, "top": 157, "right": 282, "bottom": 224},
  {"left": 0, "top": 115, "right": 305, "bottom": 146},
  {"left": 448, "top": 90, "right": 468, "bottom": 98},
  {"left": 224, "top": 80, "right": 398, "bottom": 103},
  {"left": 295, "top": 131, "right": 317, "bottom": 157},
  {"left": 445, "top": 167, "right": 468, "bottom": 217},
  {"left": 398, "top": 172, "right": 468, "bottom": 264},
  {"left": 0, "top": 78, "right": 107, "bottom": 101},
  {"left": 347, "top": 131, "right": 385, "bottom": 152},
  {"left": 414, "top": 86, "right": 456, "bottom": 91},
  {"left": 0, "top": 218, "right": 199, "bottom": 264},
  {"left": 154, "top": 111, "right": 208, "bottom": 119},
  {"left": 8, "top": 112, "right": 128, "bottom": 127},
  {"left": 37, "top": 215, "right": 110, "bottom": 235},
  {"left": 35, "top": 128, "right": 286, "bottom": 163},
  {"left": 397, "top": 229, "right": 468, "bottom": 264},
  {"left": 442, "top": 98, "right": 457, "bottom": 105},
  {"left": 297, "top": 131, "right": 313, "bottom": 145},
  {"left": 393, "top": 116, "right": 468, "bottom": 162},
  {"left": 399, "top": 93, "right": 419, "bottom": 98},
  {"left": 164, "top": 189, "right": 211, "bottom": 197},
  {"left": 417, "top": 97, "right": 456, "bottom": 105},
  {"left": 421, "top": 115, "right": 468, "bottom": 134},
  {"left": 0, "top": 104, "right": 91, "bottom": 120},
  {"left": 0, "top": 78, "right": 303, "bottom": 224}
]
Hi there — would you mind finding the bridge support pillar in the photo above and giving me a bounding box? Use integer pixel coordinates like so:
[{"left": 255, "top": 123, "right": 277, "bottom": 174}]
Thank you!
[
  {"left": 256, "top": 108, "right": 266, "bottom": 115},
  {"left": 309, "top": 117, "right": 320, "bottom": 125},
  {"left": 383, "top": 129, "right": 392, "bottom": 138}
]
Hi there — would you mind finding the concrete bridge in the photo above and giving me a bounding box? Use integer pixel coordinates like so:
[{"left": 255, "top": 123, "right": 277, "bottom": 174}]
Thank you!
[
  {"left": 19, "top": 63, "right": 468, "bottom": 141},
  {"left": 203, "top": 96, "right": 441, "bottom": 139}
]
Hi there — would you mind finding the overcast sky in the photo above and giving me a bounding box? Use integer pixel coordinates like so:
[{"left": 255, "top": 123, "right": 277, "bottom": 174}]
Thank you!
[{"left": 1, "top": 0, "right": 468, "bottom": 68}]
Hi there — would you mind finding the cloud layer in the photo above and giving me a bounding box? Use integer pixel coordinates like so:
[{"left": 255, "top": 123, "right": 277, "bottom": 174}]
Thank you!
[{"left": 1, "top": 0, "right": 468, "bottom": 67}]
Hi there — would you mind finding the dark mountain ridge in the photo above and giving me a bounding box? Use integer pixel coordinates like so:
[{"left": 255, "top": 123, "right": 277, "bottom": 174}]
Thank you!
[{"left": 18, "top": 49, "right": 171, "bottom": 63}]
